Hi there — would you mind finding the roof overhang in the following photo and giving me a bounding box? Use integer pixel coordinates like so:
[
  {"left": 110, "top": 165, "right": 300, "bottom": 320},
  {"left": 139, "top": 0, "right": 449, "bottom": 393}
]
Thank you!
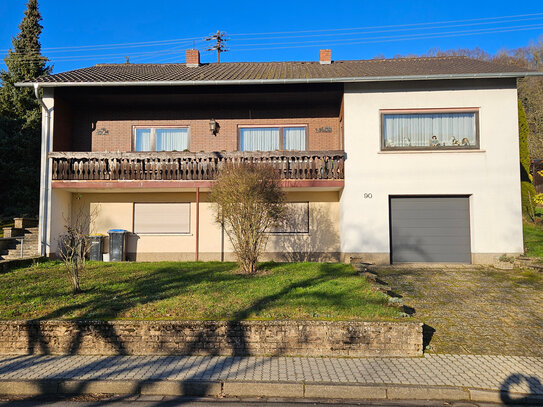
[{"left": 15, "top": 71, "right": 543, "bottom": 88}]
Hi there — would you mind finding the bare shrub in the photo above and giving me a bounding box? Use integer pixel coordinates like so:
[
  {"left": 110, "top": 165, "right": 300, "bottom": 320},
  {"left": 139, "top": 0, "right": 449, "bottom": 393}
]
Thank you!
[
  {"left": 209, "top": 162, "right": 285, "bottom": 274},
  {"left": 58, "top": 205, "right": 96, "bottom": 293}
]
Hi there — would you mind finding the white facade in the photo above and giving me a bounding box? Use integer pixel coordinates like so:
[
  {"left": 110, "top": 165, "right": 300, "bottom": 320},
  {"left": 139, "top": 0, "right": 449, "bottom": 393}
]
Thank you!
[
  {"left": 37, "top": 78, "right": 526, "bottom": 264},
  {"left": 340, "top": 80, "right": 523, "bottom": 263}
]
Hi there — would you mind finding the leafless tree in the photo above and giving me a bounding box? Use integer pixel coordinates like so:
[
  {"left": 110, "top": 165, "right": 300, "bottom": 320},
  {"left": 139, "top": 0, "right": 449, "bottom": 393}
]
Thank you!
[
  {"left": 58, "top": 205, "right": 97, "bottom": 293},
  {"left": 209, "top": 162, "right": 285, "bottom": 274}
]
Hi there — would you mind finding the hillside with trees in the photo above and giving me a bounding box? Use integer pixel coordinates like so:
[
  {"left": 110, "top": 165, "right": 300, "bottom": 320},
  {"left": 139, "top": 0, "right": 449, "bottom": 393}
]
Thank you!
[
  {"left": 0, "top": 0, "right": 50, "bottom": 219},
  {"left": 407, "top": 40, "right": 543, "bottom": 159}
]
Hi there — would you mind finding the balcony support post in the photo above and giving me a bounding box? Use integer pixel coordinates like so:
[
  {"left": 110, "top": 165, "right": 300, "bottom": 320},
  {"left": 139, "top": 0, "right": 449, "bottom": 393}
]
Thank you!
[
  {"left": 195, "top": 187, "right": 200, "bottom": 262},
  {"left": 35, "top": 84, "right": 53, "bottom": 257}
]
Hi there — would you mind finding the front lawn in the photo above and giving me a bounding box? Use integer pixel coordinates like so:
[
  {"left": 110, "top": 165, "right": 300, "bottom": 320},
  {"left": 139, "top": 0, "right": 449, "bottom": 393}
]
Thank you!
[
  {"left": 0, "top": 261, "right": 401, "bottom": 321},
  {"left": 523, "top": 221, "right": 543, "bottom": 259}
]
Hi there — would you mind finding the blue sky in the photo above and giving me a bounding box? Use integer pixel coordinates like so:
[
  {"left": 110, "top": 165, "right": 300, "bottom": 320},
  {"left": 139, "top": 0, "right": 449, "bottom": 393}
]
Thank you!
[{"left": 1, "top": 0, "right": 543, "bottom": 73}]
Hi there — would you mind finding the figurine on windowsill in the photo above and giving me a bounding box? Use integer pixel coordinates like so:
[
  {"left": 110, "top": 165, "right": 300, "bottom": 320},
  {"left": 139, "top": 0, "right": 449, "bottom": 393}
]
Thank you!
[
  {"left": 451, "top": 137, "right": 460, "bottom": 146},
  {"left": 461, "top": 137, "right": 470, "bottom": 147},
  {"left": 430, "top": 135, "right": 440, "bottom": 147}
]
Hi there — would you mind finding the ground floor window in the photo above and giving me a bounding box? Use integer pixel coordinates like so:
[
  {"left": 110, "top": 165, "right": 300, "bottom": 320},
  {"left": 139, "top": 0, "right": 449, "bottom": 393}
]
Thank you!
[
  {"left": 269, "top": 202, "right": 309, "bottom": 233},
  {"left": 133, "top": 202, "right": 190, "bottom": 234}
]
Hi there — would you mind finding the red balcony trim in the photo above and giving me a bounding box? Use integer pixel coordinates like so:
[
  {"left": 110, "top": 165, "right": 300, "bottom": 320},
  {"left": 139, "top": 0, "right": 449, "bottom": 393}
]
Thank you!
[{"left": 51, "top": 179, "right": 344, "bottom": 190}]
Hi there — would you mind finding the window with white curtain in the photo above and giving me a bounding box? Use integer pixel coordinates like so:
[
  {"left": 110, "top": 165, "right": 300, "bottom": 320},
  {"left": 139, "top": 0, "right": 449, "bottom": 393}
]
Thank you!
[
  {"left": 240, "top": 126, "right": 307, "bottom": 151},
  {"left": 134, "top": 127, "right": 189, "bottom": 151},
  {"left": 382, "top": 111, "right": 479, "bottom": 150}
]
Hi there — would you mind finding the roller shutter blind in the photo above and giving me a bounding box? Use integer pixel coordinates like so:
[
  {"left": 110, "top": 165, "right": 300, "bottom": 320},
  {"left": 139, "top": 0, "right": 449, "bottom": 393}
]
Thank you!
[{"left": 134, "top": 203, "right": 190, "bottom": 234}]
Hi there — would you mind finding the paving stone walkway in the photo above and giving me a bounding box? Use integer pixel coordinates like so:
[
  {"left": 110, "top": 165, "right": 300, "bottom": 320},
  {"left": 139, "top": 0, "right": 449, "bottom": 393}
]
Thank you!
[
  {"left": 375, "top": 267, "right": 543, "bottom": 356},
  {"left": 0, "top": 354, "right": 542, "bottom": 395}
]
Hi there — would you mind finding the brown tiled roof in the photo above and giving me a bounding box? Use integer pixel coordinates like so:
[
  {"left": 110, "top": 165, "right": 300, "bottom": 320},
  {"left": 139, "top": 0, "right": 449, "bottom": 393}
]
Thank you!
[{"left": 20, "top": 56, "right": 536, "bottom": 85}]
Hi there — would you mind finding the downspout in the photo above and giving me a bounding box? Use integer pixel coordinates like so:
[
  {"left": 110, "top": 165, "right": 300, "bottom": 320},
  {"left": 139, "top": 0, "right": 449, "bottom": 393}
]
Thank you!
[
  {"left": 34, "top": 84, "right": 51, "bottom": 256},
  {"left": 195, "top": 187, "right": 200, "bottom": 261}
]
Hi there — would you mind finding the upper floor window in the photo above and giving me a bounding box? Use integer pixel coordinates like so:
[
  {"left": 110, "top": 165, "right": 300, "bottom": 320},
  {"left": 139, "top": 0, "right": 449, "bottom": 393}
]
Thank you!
[
  {"left": 381, "top": 110, "right": 479, "bottom": 150},
  {"left": 239, "top": 126, "right": 307, "bottom": 151},
  {"left": 134, "top": 127, "right": 189, "bottom": 151}
]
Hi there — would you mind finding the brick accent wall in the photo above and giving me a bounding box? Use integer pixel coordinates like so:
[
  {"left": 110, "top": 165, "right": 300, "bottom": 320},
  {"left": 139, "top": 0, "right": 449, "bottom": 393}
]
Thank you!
[
  {"left": 70, "top": 110, "right": 340, "bottom": 153},
  {"left": 54, "top": 84, "right": 343, "bottom": 153},
  {"left": 0, "top": 320, "right": 423, "bottom": 357}
]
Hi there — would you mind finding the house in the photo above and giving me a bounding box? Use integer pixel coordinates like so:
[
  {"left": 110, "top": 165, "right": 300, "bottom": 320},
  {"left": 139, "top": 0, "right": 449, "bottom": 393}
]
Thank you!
[{"left": 17, "top": 49, "right": 542, "bottom": 264}]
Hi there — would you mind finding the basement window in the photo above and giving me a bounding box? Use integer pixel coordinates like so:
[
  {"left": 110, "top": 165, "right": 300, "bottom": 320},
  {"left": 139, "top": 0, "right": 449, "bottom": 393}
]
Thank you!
[
  {"left": 381, "top": 110, "right": 479, "bottom": 150},
  {"left": 133, "top": 203, "right": 190, "bottom": 234},
  {"left": 134, "top": 127, "right": 189, "bottom": 151}
]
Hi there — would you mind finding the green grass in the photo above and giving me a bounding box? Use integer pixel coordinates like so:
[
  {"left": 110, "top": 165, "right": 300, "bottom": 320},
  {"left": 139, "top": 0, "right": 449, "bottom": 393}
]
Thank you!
[
  {"left": 0, "top": 261, "right": 401, "bottom": 321},
  {"left": 523, "top": 221, "right": 543, "bottom": 259}
]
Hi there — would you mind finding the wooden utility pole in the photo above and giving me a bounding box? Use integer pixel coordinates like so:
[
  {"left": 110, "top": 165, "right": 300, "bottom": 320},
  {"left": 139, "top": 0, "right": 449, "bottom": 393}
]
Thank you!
[{"left": 205, "top": 30, "right": 228, "bottom": 63}]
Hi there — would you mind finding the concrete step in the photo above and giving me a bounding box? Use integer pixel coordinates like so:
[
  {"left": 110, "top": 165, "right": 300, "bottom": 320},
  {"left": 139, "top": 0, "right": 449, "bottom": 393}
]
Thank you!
[
  {"left": 5, "top": 254, "right": 39, "bottom": 260},
  {"left": 6, "top": 248, "right": 39, "bottom": 257},
  {"left": 19, "top": 238, "right": 38, "bottom": 243}
]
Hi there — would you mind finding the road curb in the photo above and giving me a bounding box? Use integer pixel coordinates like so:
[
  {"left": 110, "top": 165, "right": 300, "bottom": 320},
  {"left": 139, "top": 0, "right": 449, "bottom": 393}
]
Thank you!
[{"left": 0, "top": 379, "right": 541, "bottom": 403}]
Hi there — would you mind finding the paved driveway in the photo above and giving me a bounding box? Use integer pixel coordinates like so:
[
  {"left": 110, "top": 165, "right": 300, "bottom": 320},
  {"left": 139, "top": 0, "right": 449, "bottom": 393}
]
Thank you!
[{"left": 375, "top": 267, "right": 543, "bottom": 356}]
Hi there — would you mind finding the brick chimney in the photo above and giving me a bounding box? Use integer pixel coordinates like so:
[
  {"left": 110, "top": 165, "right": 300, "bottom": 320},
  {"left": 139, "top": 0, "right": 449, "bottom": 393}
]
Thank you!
[
  {"left": 319, "top": 49, "right": 331, "bottom": 64},
  {"left": 186, "top": 49, "right": 200, "bottom": 67}
]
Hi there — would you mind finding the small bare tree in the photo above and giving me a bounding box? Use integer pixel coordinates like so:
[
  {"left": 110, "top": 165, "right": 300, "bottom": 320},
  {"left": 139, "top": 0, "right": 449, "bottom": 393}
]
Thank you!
[
  {"left": 209, "top": 162, "right": 285, "bottom": 274},
  {"left": 58, "top": 204, "right": 97, "bottom": 293}
]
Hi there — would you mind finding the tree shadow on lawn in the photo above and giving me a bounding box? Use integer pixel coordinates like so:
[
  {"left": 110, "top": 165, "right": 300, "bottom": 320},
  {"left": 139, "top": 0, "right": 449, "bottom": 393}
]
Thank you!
[
  {"left": 2, "top": 261, "right": 393, "bottom": 405},
  {"left": 2, "top": 263, "right": 394, "bottom": 406}
]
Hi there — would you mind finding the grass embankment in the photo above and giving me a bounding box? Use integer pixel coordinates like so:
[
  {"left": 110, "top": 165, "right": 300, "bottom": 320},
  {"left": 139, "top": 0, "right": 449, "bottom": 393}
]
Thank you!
[
  {"left": 0, "top": 261, "right": 401, "bottom": 321},
  {"left": 523, "top": 221, "right": 543, "bottom": 259}
]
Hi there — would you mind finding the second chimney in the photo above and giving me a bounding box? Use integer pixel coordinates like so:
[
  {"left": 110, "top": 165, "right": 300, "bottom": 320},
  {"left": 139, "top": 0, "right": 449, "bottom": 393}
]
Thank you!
[
  {"left": 319, "top": 49, "right": 331, "bottom": 65},
  {"left": 186, "top": 49, "right": 200, "bottom": 67}
]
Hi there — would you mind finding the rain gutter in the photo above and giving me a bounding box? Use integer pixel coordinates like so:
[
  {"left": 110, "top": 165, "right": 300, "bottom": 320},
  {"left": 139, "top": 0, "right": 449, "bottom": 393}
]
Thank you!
[{"left": 15, "top": 71, "right": 543, "bottom": 88}]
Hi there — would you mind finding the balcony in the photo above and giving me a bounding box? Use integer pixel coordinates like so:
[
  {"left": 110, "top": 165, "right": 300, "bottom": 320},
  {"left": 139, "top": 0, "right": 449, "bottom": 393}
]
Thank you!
[{"left": 49, "top": 151, "right": 345, "bottom": 185}]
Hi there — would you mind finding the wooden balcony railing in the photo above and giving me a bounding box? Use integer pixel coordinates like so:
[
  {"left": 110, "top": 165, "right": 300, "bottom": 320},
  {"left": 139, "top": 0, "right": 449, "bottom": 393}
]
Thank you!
[{"left": 49, "top": 151, "right": 345, "bottom": 181}]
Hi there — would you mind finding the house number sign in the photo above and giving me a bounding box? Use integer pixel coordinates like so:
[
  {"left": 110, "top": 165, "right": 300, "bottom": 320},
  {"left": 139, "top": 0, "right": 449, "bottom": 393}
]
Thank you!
[{"left": 315, "top": 127, "right": 332, "bottom": 133}]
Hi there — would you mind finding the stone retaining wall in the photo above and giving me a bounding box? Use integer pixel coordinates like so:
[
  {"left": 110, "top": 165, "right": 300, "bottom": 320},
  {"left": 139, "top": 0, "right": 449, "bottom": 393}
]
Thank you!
[
  {"left": 0, "top": 257, "right": 43, "bottom": 273},
  {"left": 0, "top": 320, "right": 423, "bottom": 357}
]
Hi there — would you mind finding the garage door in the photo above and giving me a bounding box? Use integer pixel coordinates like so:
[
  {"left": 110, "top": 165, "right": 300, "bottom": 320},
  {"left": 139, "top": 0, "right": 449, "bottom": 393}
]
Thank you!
[{"left": 390, "top": 197, "right": 471, "bottom": 263}]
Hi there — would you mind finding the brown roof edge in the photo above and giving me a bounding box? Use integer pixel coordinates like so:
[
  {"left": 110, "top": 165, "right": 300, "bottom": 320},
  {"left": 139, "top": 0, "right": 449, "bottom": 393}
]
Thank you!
[{"left": 16, "top": 71, "right": 543, "bottom": 88}]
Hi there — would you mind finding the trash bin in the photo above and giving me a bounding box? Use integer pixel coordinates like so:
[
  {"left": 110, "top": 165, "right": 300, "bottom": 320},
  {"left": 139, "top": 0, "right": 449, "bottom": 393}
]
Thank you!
[
  {"left": 88, "top": 235, "right": 104, "bottom": 261},
  {"left": 108, "top": 229, "right": 127, "bottom": 262}
]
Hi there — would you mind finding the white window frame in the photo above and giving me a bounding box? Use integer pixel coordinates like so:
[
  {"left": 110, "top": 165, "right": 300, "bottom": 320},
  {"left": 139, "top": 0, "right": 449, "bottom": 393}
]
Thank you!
[
  {"left": 380, "top": 108, "right": 480, "bottom": 151},
  {"left": 238, "top": 124, "right": 308, "bottom": 151},
  {"left": 133, "top": 202, "right": 191, "bottom": 235},
  {"left": 268, "top": 202, "right": 310, "bottom": 234},
  {"left": 132, "top": 126, "right": 190, "bottom": 152}
]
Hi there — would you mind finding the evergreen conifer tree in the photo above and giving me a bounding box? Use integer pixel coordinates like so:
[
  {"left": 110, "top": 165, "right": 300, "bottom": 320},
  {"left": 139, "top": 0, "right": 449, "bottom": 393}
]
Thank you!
[{"left": 0, "top": 0, "right": 50, "bottom": 218}]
